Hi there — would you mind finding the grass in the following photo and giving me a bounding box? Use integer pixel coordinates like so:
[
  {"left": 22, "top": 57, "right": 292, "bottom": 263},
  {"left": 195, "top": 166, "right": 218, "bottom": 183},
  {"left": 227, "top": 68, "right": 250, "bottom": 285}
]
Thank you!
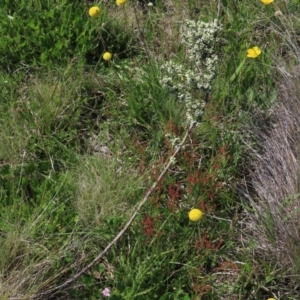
[{"left": 1, "top": 0, "right": 300, "bottom": 299}]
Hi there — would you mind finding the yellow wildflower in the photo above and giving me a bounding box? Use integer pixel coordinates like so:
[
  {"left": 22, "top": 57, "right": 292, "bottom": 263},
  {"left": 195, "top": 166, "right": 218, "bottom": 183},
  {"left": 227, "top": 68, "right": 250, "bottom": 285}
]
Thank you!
[
  {"left": 261, "top": 0, "right": 274, "bottom": 4},
  {"left": 103, "top": 52, "right": 112, "bottom": 61},
  {"left": 116, "top": 0, "right": 128, "bottom": 5},
  {"left": 188, "top": 209, "right": 203, "bottom": 222},
  {"left": 247, "top": 46, "right": 262, "bottom": 58},
  {"left": 89, "top": 6, "right": 100, "bottom": 18}
]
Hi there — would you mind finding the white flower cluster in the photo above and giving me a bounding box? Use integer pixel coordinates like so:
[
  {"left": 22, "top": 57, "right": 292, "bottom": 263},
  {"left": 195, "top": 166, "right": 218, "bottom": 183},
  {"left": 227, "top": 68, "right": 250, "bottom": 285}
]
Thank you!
[
  {"left": 165, "top": 132, "right": 182, "bottom": 149},
  {"left": 160, "top": 19, "right": 222, "bottom": 125}
]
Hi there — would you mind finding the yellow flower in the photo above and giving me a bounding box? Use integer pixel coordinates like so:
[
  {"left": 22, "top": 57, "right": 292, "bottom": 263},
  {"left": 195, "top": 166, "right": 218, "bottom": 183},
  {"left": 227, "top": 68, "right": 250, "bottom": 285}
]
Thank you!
[
  {"left": 116, "top": 0, "right": 128, "bottom": 5},
  {"left": 188, "top": 209, "right": 203, "bottom": 222},
  {"left": 89, "top": 6, "right": 100, "bottom": 17},
  {"left": 103, "top": 52, "right": 112, "bottom": 61},
  {"left": 247, "top": 46, "right": 262, "bottom": 58},
  {"left": 261, "top": 0, "right": 274, "bottom": 4}
]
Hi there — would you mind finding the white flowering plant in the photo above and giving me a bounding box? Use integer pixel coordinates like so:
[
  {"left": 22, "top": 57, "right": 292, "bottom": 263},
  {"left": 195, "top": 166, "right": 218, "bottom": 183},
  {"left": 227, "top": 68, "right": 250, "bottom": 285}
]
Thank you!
[{"left": 160, "top": 19, "right": 223, "bottom": 126}]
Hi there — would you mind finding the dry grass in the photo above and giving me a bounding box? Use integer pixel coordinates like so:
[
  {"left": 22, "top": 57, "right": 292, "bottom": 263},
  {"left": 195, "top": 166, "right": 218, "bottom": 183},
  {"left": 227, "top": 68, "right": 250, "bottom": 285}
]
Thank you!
[
  {"left": 0, "top": 225, "right": 55, "bottom": 299},
  {"left": 107, "top": 0, "right": 219, "bottom": 60},
  {"left": 0, "top": 221, "right": 88, "bottom": 300},
  {"left": 74, "top": 155, "right": 142, "bottom": 227},
  {"left": 240, "top": 53, "right": 300, "bottom": 292}
]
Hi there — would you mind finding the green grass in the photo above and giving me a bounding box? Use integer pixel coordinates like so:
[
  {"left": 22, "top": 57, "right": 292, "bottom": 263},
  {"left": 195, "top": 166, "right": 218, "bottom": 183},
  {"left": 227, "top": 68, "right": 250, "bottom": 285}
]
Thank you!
[{"left": 1, "top": 0, "right": 300, "bottom": 299}]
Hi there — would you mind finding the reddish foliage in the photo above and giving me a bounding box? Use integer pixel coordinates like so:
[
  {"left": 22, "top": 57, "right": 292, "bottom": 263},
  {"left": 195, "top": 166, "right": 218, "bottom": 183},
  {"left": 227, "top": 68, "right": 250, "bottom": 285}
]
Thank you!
[
  {"left": 198, "top": 199, "right": 216, "bottom": 213},
  {"left": 140, "top": 214, "right": 155, "bottom": 238},
  {"left": 166, "top": 182, "right": 182, "bottom": 212},
  {"left": 165, "top": 119, "right": 181, "bottom": 137},
  {"left": 140, "top": 213, "right": 165, "bottom": 243},
  {"left": 189, "top": 268, "right": 212, "bottom": 297},
  {"left": 182, "top": 145, "right": 201, "bottom": 170},
  {"left": 167, "top": 182, "right": 181, "bottom": 200},
  {"left": 167, "top": 198, "right": 178, "bottom": 213},
  {"left": 194, "top": 231, "right": 224, "bottom": 252},
  {"left": 185, "top": 144, "right": 231, "bottom": 212},
  {"left": 193, "top": 284, "right": 212, "bottom": 295},
  {"left": 164, "top": 120, "right": 178, "bottom": 151}
]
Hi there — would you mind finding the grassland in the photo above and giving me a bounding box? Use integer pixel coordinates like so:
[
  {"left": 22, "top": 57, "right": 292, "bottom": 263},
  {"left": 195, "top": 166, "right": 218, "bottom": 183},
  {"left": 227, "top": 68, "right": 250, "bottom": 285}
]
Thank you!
[{"left": 1, "top": 0, "right": 300, "bottom": 299}]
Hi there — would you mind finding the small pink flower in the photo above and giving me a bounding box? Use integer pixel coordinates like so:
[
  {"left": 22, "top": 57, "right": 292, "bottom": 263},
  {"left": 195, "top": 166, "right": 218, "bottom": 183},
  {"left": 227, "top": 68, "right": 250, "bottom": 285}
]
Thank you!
[{"left": 102, "top": 287, "right": 110, "bottom": 297}]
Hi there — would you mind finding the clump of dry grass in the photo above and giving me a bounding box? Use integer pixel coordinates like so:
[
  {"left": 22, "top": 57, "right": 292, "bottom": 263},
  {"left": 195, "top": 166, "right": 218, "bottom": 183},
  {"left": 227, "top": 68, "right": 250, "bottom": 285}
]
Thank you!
[
  {"left": 240, "top": 46, "right": 300, "bottom": 291},
  {"left": 1, "top": 226, "right": 61, "bottom": 299},
  {"left": 0, "top": 218, "right": 91, "bottom": 300},
  {"left": 74, "top": 155, "right": 142, "bottom": 227}
]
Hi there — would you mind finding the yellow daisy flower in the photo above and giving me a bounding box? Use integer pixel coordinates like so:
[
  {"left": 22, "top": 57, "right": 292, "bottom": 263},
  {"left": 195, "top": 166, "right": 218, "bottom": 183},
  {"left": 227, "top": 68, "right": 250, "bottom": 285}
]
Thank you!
[
  {"left": 247, "top": 46, "right": 262, "bottom": 58},
  {"left": 89, "top": 6, "right": 100, "bottom": 18},
  {"left": 188, "top": 209, "right": 203, "bottom": 222},
  {"left": 103, "top": 52, "right": 112, "bottom": 61},
  {"left": 116, "top": 0, "right": 128, "bottom": 6},
  {"left": 261, "top": 0, "right": 274, "bottom": 4}
]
